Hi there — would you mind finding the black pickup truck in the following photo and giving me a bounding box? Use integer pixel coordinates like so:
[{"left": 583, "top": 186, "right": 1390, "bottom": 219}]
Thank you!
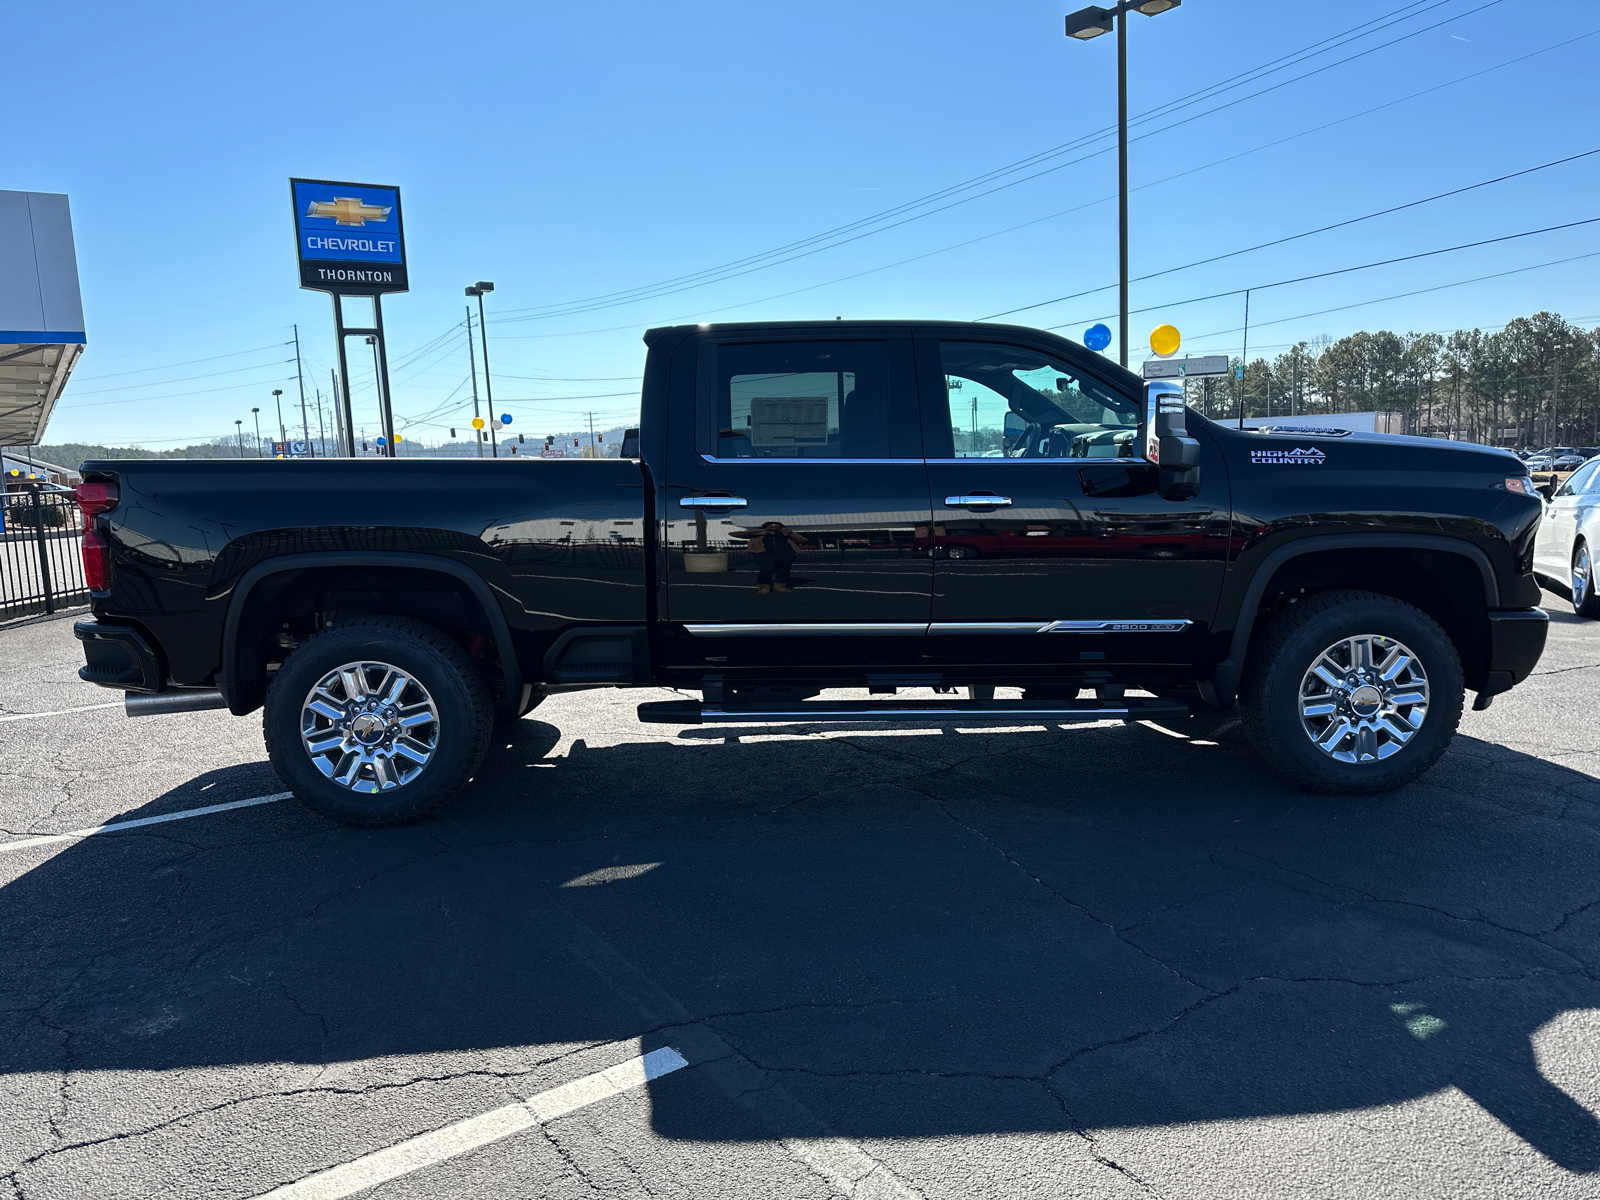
[{"left": 71, "top": 320, "right": 1549, "bottom": 824}]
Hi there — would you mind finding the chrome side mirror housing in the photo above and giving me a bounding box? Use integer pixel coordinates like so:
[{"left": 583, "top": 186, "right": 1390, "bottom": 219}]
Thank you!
[{"left": 1144, "top": 380, "right": 1202, "bottom": 500}]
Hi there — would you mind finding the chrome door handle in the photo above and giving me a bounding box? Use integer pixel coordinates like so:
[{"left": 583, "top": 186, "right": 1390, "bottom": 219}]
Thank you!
[
  {"left": 679, "top": 495, "right": 749, "bottom": 508},
  {"left": 944, "top": 495, "right": 1013, "bottom": 508}
]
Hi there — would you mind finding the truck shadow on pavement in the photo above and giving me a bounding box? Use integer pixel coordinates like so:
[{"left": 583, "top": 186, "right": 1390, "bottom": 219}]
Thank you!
[{"left": 5, "top": 716, "right": 1600, "bottom": 1171}]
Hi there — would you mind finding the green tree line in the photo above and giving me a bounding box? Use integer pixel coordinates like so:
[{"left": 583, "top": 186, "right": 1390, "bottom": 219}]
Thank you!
[{"left": 1183, "top": 311, "right": 1600, "bottom": 448}]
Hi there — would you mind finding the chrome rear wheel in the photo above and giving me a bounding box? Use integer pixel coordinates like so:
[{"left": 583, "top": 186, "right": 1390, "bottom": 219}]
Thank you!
[{"left": 300, "top": 660, "right": 441, "bottom": 793}]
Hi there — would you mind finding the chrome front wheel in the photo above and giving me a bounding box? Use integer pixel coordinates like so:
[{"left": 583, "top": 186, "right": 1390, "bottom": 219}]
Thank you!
[
  {"left": 300, "top": 660, "right": 441, "bottom": 793},
  {"left": 1574, "top": 543, "right": 1592, "bottom": 611},
  {"left": 1297, "top": 634, "right": 1430, "bottom": 765}
]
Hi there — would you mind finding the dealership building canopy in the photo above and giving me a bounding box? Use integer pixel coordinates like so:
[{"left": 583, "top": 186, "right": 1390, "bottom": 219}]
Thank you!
[{"left": 0, "top": 190, "right": 85, "bottom": 447}]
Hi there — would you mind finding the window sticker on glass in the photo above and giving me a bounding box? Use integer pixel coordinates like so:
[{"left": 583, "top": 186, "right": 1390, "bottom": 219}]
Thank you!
[{"left": 750, "top": 395, "right": 830, "bottom": 447}]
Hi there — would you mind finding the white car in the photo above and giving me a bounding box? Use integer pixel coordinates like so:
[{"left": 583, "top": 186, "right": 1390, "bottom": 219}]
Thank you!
[{"left": 1533, "top": 457, "right": 1600, "bottom": 616}]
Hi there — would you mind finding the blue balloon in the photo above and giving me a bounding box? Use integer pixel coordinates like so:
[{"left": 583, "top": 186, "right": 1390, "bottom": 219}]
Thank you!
[
  {"left": 500, "top": 413, "right": 512, "bottom": 426},
  {"left": 1084, "top": 323, "right": 1112, "bottom": 352}
]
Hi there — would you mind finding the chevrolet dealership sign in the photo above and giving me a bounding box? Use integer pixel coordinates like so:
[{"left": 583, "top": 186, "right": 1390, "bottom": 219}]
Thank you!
[{"left": 290, "top": 178, "right": 407, "bottom": 294}]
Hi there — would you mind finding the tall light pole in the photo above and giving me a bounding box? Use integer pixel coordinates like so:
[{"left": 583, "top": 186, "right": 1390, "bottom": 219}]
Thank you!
[
  {"left": 465, "top": 303, "right": 483, "bottom": 458},
  {"left": 1064, "top": 0, "right": 1183, "bottom": 368},
  {"left": 272, "top": 389, "right": 287, "bottom": 454},
  {"left": 466, "top": 282, "right": 498, "bottom": 458},
  {"left": 235, "top": 419, "right": 244, "bottom": 457},
  {"left": 251, "top": 407, "right": 262, "bottom": 457}
]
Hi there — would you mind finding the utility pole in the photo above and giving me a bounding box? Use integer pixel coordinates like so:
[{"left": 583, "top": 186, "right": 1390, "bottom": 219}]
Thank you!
[
  {"left": 293, "top": 324, "right": 312, "bottom": 454},
  {"left": 588, "top": 410, "right": 598, "bottom": 457},
  {"left": 465, "top": 305, "right": 483, "bottom": 458},
  {"left": 251, "top": 407, "right": 262, "bottom": 457}
]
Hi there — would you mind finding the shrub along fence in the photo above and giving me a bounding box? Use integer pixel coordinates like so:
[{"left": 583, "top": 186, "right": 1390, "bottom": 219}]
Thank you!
[{"left": 0, "top": 490, "right": 88, "bottom": 621}]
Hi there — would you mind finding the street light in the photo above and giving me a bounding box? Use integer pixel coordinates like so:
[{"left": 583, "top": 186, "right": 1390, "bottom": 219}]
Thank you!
[
  {"left": 272, "top": 389, "right": 286, "bottom": 454},
  {"left": 465, "top": 282, "right": 498, "bottom": 458},
  {"left": 235, "top": 419, "right": 244, "bottom": 457},
  {"left": 251, "top": 407, "right": 261, "bottom": 457},
  {"left": 1064, "top": 0, "right": 1183, "bottom": 367}
]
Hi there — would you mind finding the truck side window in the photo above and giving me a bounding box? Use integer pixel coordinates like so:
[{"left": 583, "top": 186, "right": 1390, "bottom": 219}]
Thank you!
[
  {"left": 938, "top": 341, "right": 1140, "bottom": 459},
  {"left": 702, "top": 340, "right": 900, "bottom": 459}
]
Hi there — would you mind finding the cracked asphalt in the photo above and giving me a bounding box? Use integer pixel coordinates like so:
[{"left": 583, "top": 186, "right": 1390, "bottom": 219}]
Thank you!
[{"left": 4, "top": 594, "right": 1600, "bottom": 1199}]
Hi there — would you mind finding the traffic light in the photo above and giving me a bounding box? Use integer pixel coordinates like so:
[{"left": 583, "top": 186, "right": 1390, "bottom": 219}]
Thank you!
[
  {"left": 449, "top": 428, "right": 456, "bottom": 438},
  {"left": 518, "top": 434, "right": 524, "bottom": 444}
]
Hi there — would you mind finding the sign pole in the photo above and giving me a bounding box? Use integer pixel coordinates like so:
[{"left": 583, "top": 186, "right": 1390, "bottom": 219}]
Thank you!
[
  {"left": 332, "top": 296, "right": 357, "bottom": 455},
  {"left": 373, "top": 295, "right": 397, "bottom": 455}
]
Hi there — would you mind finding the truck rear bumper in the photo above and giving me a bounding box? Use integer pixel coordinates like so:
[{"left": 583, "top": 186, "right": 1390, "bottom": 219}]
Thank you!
[
  {"left": 1479, "top": 607, "right": 1549, "bottom": 698},
  {"left": 74, "top": 619, "right": 163, "bottom": 693}
]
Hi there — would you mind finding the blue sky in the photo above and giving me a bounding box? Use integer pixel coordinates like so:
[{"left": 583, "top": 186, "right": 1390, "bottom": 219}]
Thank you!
[{"left": 9, "top": 0, "right": 1598, "bottom": 449}]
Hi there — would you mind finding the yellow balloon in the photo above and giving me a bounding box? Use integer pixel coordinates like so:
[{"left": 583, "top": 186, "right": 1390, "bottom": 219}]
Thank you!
[
  {"left": 471, "top": 417, "right": 485, "bottom": 430},
  {"left": 394, "top": 433, "right": 403, "bottom": 442},
  {"left": 1150, "top": 324, "right": 1182, "bottom": 357}
]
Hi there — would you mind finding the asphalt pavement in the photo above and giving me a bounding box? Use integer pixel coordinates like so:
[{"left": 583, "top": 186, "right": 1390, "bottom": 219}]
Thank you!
[{"left": 4, "top": 595, "right": 1600, "bottom": 1199}]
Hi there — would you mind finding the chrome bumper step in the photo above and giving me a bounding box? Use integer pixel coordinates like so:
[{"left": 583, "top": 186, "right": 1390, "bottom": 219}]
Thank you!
[{"left": 636, "top": 697, "right": 1189, "bottom": 725}]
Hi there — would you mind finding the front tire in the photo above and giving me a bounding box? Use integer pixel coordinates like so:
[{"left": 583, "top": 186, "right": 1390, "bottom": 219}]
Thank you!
[
  {"left": 1572, "top": 542, "right": 1600, "bottom": 618},
  {"left": 263, "top": 617, "right": 491, "bottom": 826},
  {"left": 1239, "top": 591, "right": 1463, "bottom": 794}
]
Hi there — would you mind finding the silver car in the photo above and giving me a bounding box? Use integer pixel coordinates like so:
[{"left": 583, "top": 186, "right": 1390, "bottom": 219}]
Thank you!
[{"left": 1534, "top": 457, "right": 1600, "bottom": 616}]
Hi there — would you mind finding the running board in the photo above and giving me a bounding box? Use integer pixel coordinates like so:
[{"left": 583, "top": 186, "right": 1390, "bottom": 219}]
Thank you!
[{"left": 637, "top": 697, "right": 1189, "bottom": 725}]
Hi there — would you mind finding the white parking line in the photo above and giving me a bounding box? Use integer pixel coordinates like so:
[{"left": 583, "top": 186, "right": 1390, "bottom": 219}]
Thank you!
[
  {"left": 0, "top": 792, "right": 289, "bottom": 855},
  {"left": 253, "top": 1045, "right": 689, "bottom": 1200},
  {"left": 0, "top": 701, "right": 121, "bottom": 723}
]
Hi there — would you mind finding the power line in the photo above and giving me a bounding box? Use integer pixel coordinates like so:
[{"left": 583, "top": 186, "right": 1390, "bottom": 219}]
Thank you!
[
  {"left": 61, "top": 357, "right": 297, "bottom": 399},
  {"left": 981, "top": 146, "right": 1600, "bottom": 321},
  {"left": 1118, "top": 248, "right": 1600, "bottom": 351},
  {"left": 71, "top": 341, "right": 293, "bottom": 383},
  {"left": 494, "top": 0, "right": 1509, "bottom": 322},
  {"left": 1042, "top": 216, "right": 1600, "bottom": 330}
]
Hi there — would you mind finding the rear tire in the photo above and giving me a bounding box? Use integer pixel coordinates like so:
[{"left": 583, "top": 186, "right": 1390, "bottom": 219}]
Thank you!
[
  {"left": 264, "top": 616, "right": 491, "bottom": 826},
  {"left": 1239, "top": 590, "right": 1462, "bottom": 794}
]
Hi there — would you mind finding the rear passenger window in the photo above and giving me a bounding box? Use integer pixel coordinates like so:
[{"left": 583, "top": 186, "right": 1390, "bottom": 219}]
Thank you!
[{"left": 702, "top": 341, "right": 906, "bottom": 459}]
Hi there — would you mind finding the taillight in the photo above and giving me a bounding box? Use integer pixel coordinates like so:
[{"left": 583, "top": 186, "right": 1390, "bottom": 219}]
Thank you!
[
  {"left": 75, "top": 481, "right": 118, "bottom": 517},
  {"left": 75, "top": 481, "right": 118, "bottom": 592}
]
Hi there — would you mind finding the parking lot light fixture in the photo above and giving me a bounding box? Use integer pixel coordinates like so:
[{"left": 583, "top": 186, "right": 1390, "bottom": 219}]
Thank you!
[
  {"left": 1134, "top": 0, "right": 1179, "bottom": 14},
  {"left": 1065, "top": 6, "right": 1114, "bottom": 38}
]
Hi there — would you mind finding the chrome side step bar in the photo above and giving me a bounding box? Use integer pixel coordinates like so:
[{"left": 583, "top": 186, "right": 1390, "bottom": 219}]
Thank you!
[{"left": 637, "top": 697, "right": 1189, "bottom": 725}]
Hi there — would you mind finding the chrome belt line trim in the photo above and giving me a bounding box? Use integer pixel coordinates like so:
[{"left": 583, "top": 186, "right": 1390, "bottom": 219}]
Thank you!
[
  {"left": 683, "top": 623, "right": 929, "bottom": 637},
  {"left": 1040, "top": 619, "right": 1193, "bottom": 634},
  {"left": 928, "top": 619, "right": 1193, "bottom": 635}
]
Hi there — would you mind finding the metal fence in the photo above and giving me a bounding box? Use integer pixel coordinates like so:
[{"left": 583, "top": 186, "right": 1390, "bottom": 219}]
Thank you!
[{"left": 1, "top": 491, "right": 88, "bottom": 621}]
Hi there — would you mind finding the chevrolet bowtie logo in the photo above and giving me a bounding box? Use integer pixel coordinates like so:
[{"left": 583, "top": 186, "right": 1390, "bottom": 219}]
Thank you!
[{"left": 304, "top": 196, "right": 392, "bottom": 226}]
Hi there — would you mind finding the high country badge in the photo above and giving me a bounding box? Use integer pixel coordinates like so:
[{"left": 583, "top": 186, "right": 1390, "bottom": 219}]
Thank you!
[{"left": 1250, "top": 446, "right": 1326, "bottom": 466}]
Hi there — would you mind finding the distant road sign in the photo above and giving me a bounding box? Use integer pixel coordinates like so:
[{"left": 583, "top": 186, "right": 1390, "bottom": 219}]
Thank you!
[{"left": 1142, "top": 355, "right": 1229, "bottom": 380}]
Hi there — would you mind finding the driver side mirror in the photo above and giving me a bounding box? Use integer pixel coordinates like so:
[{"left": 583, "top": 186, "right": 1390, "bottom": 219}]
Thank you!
[{"left": 1144, "top": 381, "right": 1201, "bottom": 500}]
